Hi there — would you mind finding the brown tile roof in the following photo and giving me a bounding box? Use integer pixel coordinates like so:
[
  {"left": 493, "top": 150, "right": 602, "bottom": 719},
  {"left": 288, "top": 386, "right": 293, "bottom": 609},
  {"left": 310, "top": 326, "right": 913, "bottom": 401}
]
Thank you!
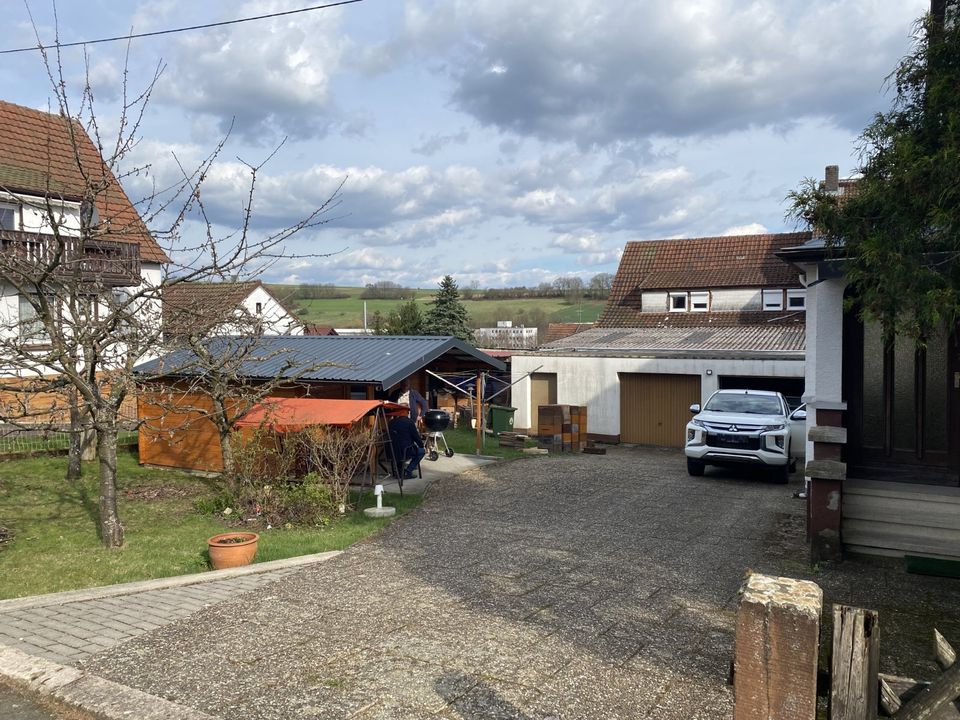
[
  {"left": 599, "top": 232, "right": 812, "bottom": 327},
  {"left": 0, "top": 100, "right": 167, "bottom": 263},
  {"left": 542, "top": 322, "right": 594, "bottom": 345},
  {"left": 163, "top": 280, "right": 263, "bottom": 337},
  {"left": 304, "top": 325, "right": 338, "bottom": 336},
  {"left": 541, "top": 324, "right": 804, "bottom": 355}
]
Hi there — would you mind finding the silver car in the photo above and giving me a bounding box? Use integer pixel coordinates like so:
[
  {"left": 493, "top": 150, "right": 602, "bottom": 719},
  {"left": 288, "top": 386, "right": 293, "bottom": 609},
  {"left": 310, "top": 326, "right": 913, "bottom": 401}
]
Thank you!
[{"left": 684, "top": 389, "right": 806, "bottom": 482}]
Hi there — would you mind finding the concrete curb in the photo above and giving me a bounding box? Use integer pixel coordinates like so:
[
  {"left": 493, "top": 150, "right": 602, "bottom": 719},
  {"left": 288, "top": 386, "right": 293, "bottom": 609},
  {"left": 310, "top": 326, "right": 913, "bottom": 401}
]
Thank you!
[
  {"left": 0, "top": 644, "right": 214, "bottom": 719},
  {"left": 0, "top": 550, "right": 342, "bottom": 612}
]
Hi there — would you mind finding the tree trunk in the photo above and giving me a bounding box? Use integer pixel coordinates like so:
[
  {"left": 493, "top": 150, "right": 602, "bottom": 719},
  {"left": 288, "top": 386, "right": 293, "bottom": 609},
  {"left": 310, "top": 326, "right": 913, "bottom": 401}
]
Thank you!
[
  {"left": 67, "top": 390, "right": 82, "bottom": 481},
  {"left": 220, "top": 431, "right": 235, "bottom": 476},
  {"left": 96, "top": 424, "right": 124, "bottom": 548}
]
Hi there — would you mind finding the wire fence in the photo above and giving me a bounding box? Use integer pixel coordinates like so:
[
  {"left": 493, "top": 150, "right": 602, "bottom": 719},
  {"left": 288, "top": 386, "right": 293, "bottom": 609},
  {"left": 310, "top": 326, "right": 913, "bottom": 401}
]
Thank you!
[{"left": 0, "top": 429, "right": 138, "bottom": 458}]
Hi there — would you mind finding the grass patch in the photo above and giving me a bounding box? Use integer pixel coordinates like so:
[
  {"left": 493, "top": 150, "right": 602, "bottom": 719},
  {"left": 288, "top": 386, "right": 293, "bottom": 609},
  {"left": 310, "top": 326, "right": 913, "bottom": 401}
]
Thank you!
[
  {"left": 269, "top": 284, "right": 606, "bottom": 329},
  {"left": 0, "top": 450, "right": 420, "bottom": 600},
  {"left": 441, "top": 425, "right": 533, "bottom": 459}
]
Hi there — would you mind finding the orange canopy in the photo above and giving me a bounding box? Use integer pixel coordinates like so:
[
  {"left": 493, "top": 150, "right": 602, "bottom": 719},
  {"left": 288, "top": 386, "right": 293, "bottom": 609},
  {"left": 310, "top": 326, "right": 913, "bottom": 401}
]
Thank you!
[{"left": 235, "top": 398, "right": 408, "bottom": 431}]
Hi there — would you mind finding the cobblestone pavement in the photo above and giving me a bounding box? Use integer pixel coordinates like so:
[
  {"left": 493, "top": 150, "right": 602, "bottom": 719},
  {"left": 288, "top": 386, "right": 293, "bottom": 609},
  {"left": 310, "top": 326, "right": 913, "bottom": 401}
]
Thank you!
[
  {"left": 0, "top": 569, "right": 300, "bottom": 667},
  {"left": 81, "top": 448, "right": 811, "bottom": 719}
]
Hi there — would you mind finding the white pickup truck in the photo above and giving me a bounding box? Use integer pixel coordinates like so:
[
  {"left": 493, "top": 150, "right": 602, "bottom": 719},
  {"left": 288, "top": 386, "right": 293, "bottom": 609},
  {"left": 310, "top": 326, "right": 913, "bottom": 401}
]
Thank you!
[{"left": 684, "top": 389, "right": 806, "bottom": 482}]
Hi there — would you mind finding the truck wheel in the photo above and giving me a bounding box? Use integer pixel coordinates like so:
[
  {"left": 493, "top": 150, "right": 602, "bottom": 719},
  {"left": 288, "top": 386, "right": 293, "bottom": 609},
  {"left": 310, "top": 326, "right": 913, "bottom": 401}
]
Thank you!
[{"left": 687, "top": 458, "right": 705, "bottom": 476}]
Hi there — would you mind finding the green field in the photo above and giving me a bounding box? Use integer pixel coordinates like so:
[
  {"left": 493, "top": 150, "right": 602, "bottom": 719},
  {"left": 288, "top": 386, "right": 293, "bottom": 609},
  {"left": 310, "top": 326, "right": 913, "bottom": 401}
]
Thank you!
[{"left": 269, "top": 285, "right": 606, "bottom": 329}]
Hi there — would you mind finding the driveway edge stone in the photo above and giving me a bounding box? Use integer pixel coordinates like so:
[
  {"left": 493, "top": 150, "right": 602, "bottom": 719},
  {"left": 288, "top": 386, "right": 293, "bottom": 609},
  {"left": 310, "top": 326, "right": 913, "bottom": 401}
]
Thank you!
[
  {"left": 0, "top": 550, "right": 342, "bottom": 611},
  {"left": 0, "top": 644, "right": 214, "bottom": 719}
]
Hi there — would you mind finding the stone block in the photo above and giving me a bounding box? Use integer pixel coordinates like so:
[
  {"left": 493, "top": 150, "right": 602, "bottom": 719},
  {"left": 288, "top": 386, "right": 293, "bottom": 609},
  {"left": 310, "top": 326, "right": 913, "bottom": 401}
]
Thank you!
[{"left": 734, "top": 573, "right": 822, "bottom": 720}]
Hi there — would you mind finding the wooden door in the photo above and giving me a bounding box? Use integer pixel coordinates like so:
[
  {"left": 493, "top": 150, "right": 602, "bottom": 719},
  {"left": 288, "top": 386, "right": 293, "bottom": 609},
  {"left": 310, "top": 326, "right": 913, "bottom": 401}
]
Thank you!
[
  {"left": 619, "top": 373, "right": 701, "bottom": 448},
  {"left": 529, "top": 372, "right": 557, "bottom": 433}
]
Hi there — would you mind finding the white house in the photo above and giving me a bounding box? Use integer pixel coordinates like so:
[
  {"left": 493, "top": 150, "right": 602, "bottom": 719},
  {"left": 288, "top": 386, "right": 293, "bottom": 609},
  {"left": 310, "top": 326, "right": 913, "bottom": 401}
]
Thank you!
[
  {"left": 162, "top": 280, "right": 303, "bottom": 341},
  {"left": 0, "top": 100, "right": 167, "bottom": 373},
  {"left": 511, "top": 233, "right": 810, "bottom": 445}
]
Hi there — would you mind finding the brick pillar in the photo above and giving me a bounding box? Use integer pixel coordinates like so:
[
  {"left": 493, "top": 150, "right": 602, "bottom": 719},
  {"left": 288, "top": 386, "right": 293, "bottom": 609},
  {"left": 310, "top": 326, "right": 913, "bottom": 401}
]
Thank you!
[
  {"left": 734, "top": 573, "right": 823, "bottom": 720},
  {"left": 805, "top": 409, "right": 847, "bottom": 563}
]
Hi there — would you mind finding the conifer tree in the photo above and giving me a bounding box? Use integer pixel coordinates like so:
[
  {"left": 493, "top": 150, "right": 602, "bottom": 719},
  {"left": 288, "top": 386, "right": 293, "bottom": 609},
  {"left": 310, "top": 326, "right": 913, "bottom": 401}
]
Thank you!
[{"left": 424, "top": 275, "right": 474, "bottom": 343}]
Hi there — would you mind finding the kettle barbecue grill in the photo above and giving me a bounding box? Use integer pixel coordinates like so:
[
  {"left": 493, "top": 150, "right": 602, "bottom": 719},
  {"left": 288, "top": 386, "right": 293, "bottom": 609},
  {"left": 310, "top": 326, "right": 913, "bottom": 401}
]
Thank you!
[{"left": 422, "top": 409, "right": 454, "bottom": 461}]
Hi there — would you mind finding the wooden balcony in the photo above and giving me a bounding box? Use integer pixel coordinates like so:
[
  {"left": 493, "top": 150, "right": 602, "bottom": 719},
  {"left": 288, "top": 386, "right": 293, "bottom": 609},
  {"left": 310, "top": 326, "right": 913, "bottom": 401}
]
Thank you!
[{"left": 0, "top": 229, "right": 142, "bottom": 287}]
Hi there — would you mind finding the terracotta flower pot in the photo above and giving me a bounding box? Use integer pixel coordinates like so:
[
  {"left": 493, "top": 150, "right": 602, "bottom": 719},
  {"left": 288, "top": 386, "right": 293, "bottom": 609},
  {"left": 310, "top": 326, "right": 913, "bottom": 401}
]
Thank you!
[{"left": 207, "top": 532, "right": 259, "bottom": 570}]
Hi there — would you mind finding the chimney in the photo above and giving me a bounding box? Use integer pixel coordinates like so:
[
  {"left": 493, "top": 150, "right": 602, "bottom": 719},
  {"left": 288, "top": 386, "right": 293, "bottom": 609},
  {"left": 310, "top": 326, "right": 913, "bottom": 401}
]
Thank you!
[{"left": 824, "top": 165, "right": 840, "bottom": 193}]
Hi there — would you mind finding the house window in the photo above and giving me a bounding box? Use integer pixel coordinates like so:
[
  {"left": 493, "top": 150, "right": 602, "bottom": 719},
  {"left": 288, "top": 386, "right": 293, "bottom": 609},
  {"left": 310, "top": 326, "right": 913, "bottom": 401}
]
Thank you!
[
  {"left": 0, "top": 205, "right": 16, "bottom": 230},
  {"left": 669, "top": 292, "right": 687, "bottom": 312},
  {"left": 762, "top": 289, "right": 783, "bottom": 311},
  {"left": 19, "top": 294, "right": 49, "bottom": 343},
  {"left": 787, "top": 289, "right": 806, "bottom": 310},
  {"left": 255, "top": 302, "right": 263, "bottom": 314},
  {"left": 690, "top": 291, "right": 709, "bottom": 312}
]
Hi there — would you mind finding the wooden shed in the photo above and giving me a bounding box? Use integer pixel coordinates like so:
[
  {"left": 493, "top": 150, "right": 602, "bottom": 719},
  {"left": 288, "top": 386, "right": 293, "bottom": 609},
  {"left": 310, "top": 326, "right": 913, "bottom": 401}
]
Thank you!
[{"left": 135, "top": 335, "right": 506, "bottom": 472}]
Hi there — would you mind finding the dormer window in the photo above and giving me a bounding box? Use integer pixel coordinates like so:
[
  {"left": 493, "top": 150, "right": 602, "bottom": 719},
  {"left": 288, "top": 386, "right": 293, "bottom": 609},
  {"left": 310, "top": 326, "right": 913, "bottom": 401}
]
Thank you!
[
  {"left": 762, "top": 289, "right": 783, "bottom": 311},
  {"left": 690, "top": 291, "right": 709, "bottom": 312},
  {"left": 787, "top": 289, "right": 806, "bottom": 310},
  {"left": 669, "top": 292, "right": 687, "bottom": 312}
]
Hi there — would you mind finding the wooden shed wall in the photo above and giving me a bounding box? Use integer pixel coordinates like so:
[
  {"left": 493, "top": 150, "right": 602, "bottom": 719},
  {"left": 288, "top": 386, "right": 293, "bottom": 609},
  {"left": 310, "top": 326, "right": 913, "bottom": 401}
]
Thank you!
[
  {"left": 842, "top": 478, "right": 960, "bottom": 561},
  {"left": 138, "top": 381, "right": 352, "bottom": 473}
]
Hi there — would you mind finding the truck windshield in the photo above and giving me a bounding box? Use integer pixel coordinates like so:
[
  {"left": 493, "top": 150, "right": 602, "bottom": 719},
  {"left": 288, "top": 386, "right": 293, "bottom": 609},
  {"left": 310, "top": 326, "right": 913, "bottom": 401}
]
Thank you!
[{"left": 704, "top": 395, "right": 782, "bottom": 415}]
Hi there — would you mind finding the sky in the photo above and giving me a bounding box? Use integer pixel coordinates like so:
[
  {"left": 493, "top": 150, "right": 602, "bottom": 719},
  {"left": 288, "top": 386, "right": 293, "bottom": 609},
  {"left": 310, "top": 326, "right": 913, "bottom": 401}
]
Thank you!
[{"left": 0, "top": 1, "right": 929, "bottom": 289}]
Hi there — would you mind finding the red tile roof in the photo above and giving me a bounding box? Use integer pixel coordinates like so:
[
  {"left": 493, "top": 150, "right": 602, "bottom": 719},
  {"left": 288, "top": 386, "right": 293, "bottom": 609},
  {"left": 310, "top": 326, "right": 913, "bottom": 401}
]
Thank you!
[
  {"left": 163, "top": 280, "right": 264, "bottom": 336},
  {"left": 0, "top": 100, "right": 167, "bottom": 263},
  {"left": 543, "top": 322, "right": 594, "bottom": 345},
  {"left": 599, "top": 232, "right": 811, "bottom": 328}
]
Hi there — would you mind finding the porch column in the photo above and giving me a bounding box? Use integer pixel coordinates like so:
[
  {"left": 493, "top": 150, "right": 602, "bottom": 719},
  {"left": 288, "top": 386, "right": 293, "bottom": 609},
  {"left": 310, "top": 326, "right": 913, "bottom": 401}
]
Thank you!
[{"left": 802, "top": 266, "right": 848, "bottom": 563}]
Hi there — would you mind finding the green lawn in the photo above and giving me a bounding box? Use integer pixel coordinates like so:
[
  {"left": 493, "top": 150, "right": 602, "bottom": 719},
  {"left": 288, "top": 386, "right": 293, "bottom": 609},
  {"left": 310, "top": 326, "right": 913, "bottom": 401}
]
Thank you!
[
  {"left": 441, "top": 425, "right": 535, "bottom": 459},
  {"left": 268, "top": 284, "right": 606, "bottom": 329},
  {"left": 0, "top": 450, "right": 420, "bottom": 600}
]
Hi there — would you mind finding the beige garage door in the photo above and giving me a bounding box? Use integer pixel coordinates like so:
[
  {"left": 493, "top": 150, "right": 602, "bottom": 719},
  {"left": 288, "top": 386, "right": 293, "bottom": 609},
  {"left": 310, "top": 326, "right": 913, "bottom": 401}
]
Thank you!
[{"left": 619, "top": 373, "right": 701, "bottom": 447}]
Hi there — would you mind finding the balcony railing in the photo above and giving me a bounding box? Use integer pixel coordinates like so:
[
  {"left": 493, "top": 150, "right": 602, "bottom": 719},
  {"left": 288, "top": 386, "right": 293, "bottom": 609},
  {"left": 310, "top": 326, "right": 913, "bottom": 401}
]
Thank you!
[{"left": 0, "top": 229, "right": 142, "bottom": 287}]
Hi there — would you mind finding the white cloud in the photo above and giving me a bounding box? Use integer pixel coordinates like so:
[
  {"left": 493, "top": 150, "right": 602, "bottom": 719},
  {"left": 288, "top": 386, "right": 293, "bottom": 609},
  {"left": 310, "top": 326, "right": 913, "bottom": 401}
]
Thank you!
[
  {"left": 550, "top": 232, "right": 602, "bottom": 253},
  {"left": 722, "top": 222, "right": 768, "bottom": 236},
  {"left": 378, "top": 1, "right": 924, "bottom": 146},
  {"left": 157, "top": 0, "right": 351, "bottom": 141}
]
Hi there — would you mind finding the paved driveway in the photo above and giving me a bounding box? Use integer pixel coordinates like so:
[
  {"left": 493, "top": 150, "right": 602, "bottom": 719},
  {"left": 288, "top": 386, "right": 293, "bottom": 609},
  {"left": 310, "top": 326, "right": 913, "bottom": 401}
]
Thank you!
[{"left": 82, "top": 448, "right": 805, "bottom": 719}]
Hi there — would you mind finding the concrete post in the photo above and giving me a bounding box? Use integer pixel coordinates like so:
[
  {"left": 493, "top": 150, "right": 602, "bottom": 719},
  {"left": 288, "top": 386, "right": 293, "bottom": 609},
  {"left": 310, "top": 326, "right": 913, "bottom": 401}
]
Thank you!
[{"left": 734, "top": 573, "right": 823, "bottom": 720}]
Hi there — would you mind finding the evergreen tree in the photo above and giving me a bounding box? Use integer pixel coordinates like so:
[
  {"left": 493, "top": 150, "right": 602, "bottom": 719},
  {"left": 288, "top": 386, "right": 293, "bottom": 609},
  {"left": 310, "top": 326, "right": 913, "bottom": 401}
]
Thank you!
[
  {"left": 424, "top": 275, "right": 474, "bottom": 343},
  {"left": 789, "top": 2, "right": 960, "bottom": 340},
  {"left": 385, "top": 298, "right": 425, "bottom": 335}
]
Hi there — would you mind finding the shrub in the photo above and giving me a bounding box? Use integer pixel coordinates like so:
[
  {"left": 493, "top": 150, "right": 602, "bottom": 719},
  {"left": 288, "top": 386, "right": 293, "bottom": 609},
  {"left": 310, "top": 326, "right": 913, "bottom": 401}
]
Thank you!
[{"left": 224, "top": 426, "right": 372, "bottom": 527}]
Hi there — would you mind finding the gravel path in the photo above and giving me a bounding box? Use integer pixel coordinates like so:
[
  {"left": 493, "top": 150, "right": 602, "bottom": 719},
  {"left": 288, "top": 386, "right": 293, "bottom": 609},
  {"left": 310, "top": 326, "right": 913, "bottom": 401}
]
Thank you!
[{"left": 84, "top": 447, "right": 806, "bottom": 719}]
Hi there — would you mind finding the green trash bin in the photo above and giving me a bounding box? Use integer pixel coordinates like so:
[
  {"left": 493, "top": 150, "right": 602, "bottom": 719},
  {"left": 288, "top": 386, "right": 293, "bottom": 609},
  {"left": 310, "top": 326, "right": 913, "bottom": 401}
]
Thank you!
[{"left": 487, "top": 405, "right": 517, "bottom": 436}]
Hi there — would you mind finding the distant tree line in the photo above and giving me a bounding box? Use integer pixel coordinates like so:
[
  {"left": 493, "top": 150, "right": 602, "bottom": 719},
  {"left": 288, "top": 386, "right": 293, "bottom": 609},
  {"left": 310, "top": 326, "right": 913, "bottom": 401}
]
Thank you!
[
  {"left": 282, "top": 283, "right": 350, "bottom": 300},
  {"left": 462, "top": 273, "right": 613, "bottom": 302},
  {"left": 359, "top": 281, "right": 417, "bottom": 300}
]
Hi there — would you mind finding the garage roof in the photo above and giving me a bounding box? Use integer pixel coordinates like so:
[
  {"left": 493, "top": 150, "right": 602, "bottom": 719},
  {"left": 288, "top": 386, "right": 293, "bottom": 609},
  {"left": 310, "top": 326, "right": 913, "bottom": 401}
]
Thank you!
[
  {"left": 538, "top": 324, "right": 804, "bottom": 358},
  {"left": 135, "top": 335, "right": 506, "bottom": 390}
]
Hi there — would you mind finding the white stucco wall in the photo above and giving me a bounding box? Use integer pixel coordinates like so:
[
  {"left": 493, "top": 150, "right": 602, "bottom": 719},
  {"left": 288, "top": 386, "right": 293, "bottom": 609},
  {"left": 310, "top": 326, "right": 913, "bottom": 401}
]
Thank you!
[
  {"left": 798, "top": 261, "right": 847, "bottom": 459},
  {"left": 511, "top": 353, "right": 805, "bottom": 437},
  {"left": 240, "top": 285, "right": 303, "bottom": 336}
]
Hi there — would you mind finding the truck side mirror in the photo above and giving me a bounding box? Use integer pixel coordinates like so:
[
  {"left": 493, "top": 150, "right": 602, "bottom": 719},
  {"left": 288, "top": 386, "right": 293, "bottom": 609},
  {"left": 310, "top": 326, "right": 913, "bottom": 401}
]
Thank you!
[{"left": 689, "top": 403, "right": 701, "bottom": 414}]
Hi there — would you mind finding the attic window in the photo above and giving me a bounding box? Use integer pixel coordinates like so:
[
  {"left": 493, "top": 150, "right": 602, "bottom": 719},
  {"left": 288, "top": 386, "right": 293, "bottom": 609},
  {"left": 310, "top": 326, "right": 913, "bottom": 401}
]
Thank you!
[
  {"left": 669, "top": 292, "right": 687, "bottom": 312},
  {"left": 787, "top": 289, "right": 806, "bottom": 310},
  {"left": 255, "top": 302, "right": 263, "bottom": 314},
  {"left": 762, "top": 289, "right": 784, "bottom": 311},
  {"left": 690, "top": 291, "right": 709, "bottom": 312}
]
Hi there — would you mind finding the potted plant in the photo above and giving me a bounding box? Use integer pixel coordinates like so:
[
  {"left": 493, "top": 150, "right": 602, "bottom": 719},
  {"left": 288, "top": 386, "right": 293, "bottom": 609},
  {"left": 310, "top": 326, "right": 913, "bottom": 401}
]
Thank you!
[{"left": 207, "top": 531, "right": 259, "bottom": 570}]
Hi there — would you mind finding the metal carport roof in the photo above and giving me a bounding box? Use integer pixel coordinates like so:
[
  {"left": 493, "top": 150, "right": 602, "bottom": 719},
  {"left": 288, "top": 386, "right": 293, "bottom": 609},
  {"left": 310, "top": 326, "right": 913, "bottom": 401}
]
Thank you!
[{"left": 134, "top": 335, "right": 506, "bottom": 391}]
